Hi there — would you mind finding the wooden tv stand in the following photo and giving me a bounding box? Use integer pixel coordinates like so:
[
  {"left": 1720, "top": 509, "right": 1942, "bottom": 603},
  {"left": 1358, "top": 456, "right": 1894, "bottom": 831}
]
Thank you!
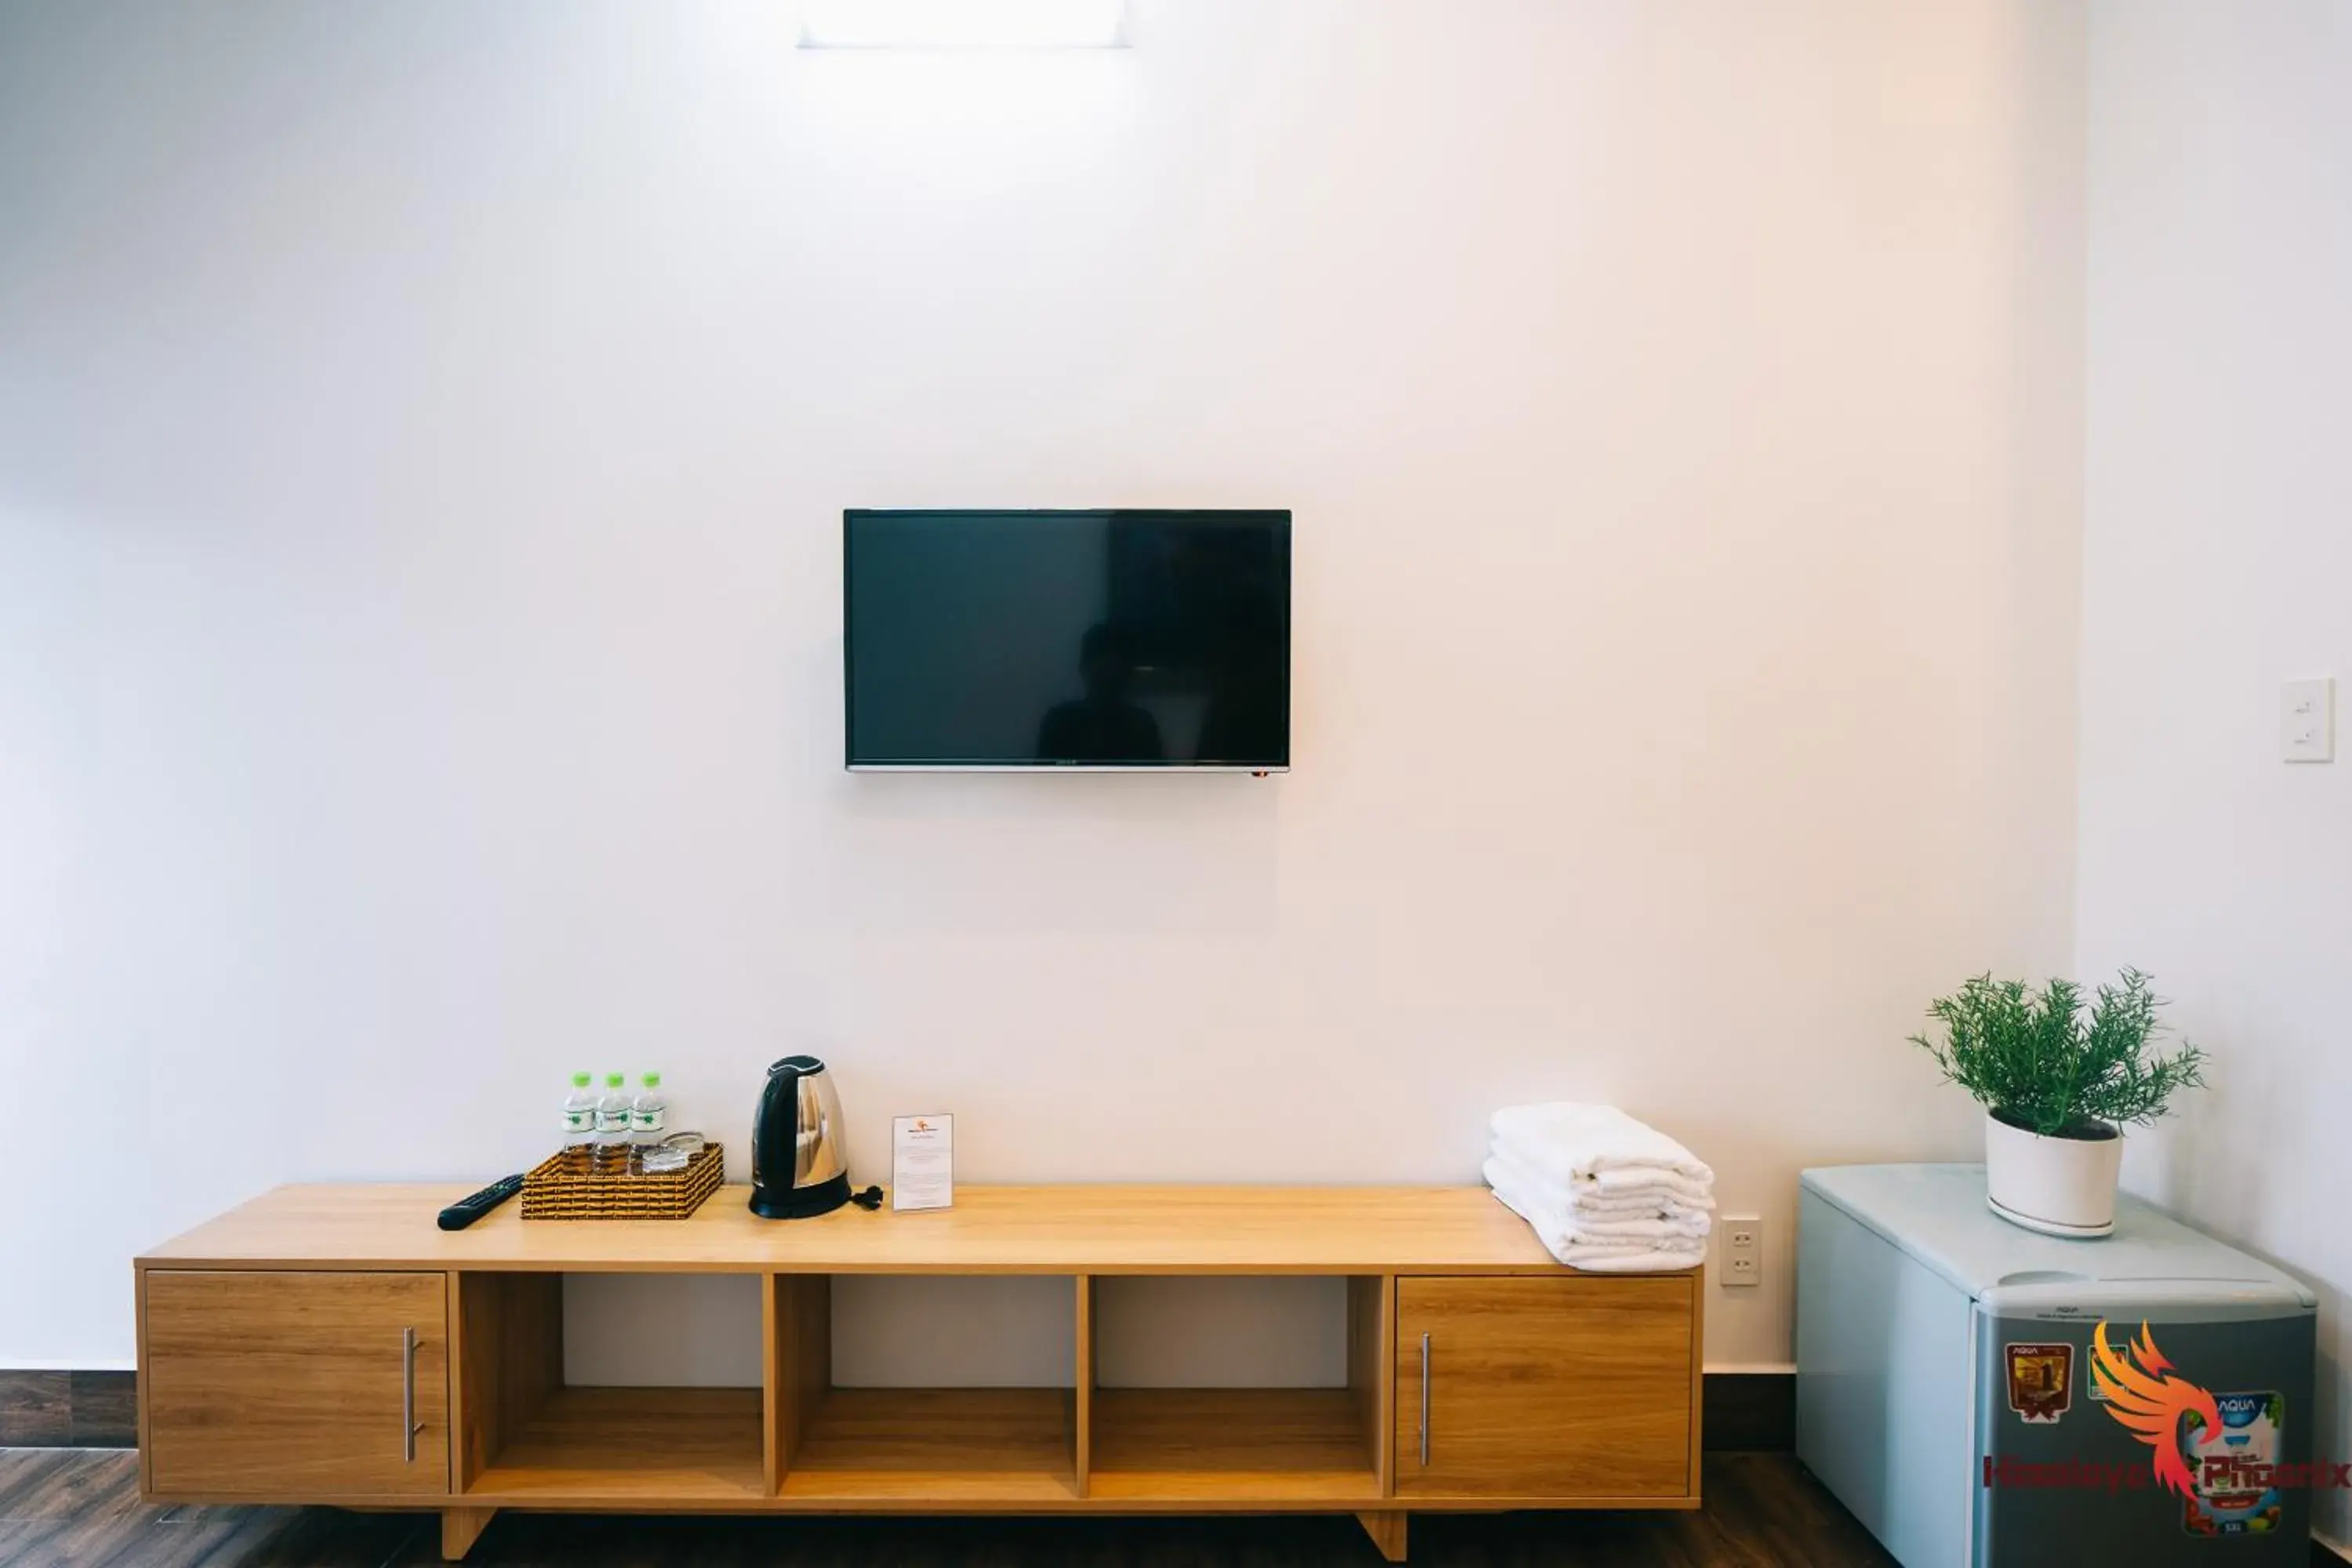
[{"left": 136, "top": 1184, "right": 1703, "bottom": 1562}]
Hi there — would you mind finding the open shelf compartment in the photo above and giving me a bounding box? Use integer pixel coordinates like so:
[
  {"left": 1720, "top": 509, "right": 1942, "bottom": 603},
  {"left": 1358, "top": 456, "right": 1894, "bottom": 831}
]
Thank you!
[
  {"left": 452, "top": 1269, "right": 1394, "bottom": 1507},
  {"left": 454, "top": 1273, "right": 766, "bottom": 1503},
  {"left": 1079, "top": 1274, "right": 1390, "bottom": 1501},
  {"left": 768, "top": 1273, "right": 1082, "bottom": 1501}
]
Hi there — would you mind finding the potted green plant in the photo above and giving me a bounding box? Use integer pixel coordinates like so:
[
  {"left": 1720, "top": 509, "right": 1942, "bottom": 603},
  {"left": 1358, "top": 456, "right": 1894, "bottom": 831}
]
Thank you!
[{"left": 1910, "top": 970, "right": 2207, "bottom": 1237}]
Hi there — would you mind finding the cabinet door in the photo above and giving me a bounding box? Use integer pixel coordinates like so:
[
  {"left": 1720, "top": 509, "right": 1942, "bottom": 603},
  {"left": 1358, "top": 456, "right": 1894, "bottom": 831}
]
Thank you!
[
  {"left": 1395, "top": 1275, "right": 1693, "bottom": 1501},
  {"left": 143, "top": 1270, "right": 449, "bottom": 1498}
]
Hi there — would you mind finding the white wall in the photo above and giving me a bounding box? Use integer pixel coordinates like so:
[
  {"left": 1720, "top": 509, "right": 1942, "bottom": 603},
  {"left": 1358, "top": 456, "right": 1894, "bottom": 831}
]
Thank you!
[
  {"left": 2080, "top": 0, "right": 2352, "bottom": 1543},
  {"left": 0, "top": 0, "right": 2085, "bottom": 1376}
]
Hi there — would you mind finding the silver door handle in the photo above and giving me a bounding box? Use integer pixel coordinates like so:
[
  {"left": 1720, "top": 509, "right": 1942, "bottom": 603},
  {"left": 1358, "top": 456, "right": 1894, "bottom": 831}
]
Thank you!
[
  {"left": 1417, "top": 1331, "right": 1431, "bottom": 1467},
  {"left": 402, "top": 1327, "right": 425, "bottom": 1461}
]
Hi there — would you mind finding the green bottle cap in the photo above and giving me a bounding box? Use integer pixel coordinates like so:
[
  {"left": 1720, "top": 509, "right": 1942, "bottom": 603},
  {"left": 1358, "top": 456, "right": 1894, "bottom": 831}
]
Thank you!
[
  {"left": 606, "top": 1072, "right": 625, "bottom": 1088},
  {"left": 572, "top": 1072, "right": 592, "bottom": 1087},
  {"left": 642, "top": 1072, "right": 662, "bottom": 1088}
]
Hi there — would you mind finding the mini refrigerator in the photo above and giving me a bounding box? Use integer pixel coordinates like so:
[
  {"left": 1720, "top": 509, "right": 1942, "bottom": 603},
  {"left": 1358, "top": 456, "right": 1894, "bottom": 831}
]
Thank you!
[{"left": 1797, "top": 1164, "right": 2314, "bottom": 1566}]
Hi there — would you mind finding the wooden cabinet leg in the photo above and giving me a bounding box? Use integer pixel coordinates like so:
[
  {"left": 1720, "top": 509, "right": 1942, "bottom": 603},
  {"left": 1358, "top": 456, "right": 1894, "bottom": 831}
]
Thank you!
[
  {"left": 1355, "top": 1510, "right": 1407, "bottom": 1563},
  {"left": 441, "top": 1506, "right": 496, "bottom": 1561}
]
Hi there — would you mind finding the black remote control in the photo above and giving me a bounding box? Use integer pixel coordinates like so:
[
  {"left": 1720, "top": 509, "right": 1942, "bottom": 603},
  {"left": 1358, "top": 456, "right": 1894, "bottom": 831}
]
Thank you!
[{"left": 437, "top": 1174, "right": 525, "bottom": 1231}]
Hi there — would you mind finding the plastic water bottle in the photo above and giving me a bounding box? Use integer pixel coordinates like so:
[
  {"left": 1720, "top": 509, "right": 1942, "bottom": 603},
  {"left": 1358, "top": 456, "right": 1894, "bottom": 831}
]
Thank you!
[
  {"left": 630, "top": 1073, "right": 669, "bottom": 1150},
  {"left": 561, "top": 1072, "right": 597, "bottom": 1160},
  {"left": 593, "top": 1072, "right": 632, "bottom": 1168}
]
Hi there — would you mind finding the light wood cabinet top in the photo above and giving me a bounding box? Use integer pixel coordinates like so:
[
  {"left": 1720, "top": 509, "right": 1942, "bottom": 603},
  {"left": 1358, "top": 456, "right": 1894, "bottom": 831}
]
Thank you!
[{"left": 136, "top": 1182, "right": 1669, "bottom": 1276}]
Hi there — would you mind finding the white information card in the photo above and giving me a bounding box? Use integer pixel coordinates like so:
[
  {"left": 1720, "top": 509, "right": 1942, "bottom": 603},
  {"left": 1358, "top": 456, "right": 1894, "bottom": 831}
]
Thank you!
[{"left": 891, "top": 1114, "right": 954, "bottom": 1212}]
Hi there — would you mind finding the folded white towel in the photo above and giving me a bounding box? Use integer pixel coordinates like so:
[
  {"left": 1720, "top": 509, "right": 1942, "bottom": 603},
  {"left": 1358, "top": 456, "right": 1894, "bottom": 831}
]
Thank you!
[
  {"left": 1525, "top": 1187, "right": 1704, "bottom": 1218},
  {"left": 1563, "top": 1213, "right": 1710, "bottom": 1240},
  {"left": 1488, "top": 1142, "right": 1716, "bottom": 1218},
  {"left": 1555, "top": 1245, "right": 1710, "bottom": 1272},
  {"left": 1485, "top": 1178, "right": 1705, "bottom": 1273},
  {"left": 1489, "top": 1103, "right": 1715, "bottom": 1192},
  {"left": 1583, "top": 1163, "right": 1716, "bottom": 1203},
  {"left": 1484, "top": 1148, "right": 1713, "bottom": 1238}
]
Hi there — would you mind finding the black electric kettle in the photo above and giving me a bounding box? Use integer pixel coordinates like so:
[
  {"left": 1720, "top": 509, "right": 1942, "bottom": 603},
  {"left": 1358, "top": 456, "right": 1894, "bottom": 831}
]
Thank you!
[{"left": 750, "top": 1055, "right": 852, "bottom": 1218}]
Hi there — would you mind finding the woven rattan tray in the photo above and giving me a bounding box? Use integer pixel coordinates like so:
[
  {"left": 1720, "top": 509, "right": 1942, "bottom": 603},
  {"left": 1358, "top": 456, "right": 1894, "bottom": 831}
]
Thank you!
[{"left": 520, "top": 1142, "right": 724, "bottom": 1221}]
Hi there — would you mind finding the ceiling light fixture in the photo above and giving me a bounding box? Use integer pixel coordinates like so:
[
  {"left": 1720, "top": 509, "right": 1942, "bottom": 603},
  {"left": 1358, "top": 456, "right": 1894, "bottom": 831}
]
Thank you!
[{"left": 799, "top": 0, "right": 1128, "bottom": 49}]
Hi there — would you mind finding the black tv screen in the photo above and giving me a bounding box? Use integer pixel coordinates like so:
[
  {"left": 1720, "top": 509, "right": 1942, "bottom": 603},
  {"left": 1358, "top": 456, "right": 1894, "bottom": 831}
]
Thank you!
[{"left": 844, "top": 510, "right": 1290, "bottom": 771}]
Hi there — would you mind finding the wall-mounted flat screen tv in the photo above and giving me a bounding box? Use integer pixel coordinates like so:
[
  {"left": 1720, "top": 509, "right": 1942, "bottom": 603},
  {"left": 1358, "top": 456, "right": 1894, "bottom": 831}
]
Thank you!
[{"left": 844, "top": 509, "right": 1290, "bottom": 771}]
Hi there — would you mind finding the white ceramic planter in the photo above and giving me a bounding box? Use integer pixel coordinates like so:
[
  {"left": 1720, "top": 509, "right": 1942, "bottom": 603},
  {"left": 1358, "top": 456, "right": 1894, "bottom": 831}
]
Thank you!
[{"left": 1984, "top": 1111, "right": 2122, "bottom": 1237}]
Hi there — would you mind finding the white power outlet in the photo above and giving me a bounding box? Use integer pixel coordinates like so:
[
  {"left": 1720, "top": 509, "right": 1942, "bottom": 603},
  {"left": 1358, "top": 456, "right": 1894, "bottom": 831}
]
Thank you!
[
  {"left": 1721, "top": 1214, "right": 1762, "bottom": 1288},
  {"left": 2282, "top": 677, "right": 2336, "bottom": 762}
]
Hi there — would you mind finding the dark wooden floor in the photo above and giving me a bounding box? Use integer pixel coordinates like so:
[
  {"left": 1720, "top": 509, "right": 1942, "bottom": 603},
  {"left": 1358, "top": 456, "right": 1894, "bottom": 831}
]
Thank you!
[{"left": 0, "top": 1448, "right": 1893, "bottom": 1566}]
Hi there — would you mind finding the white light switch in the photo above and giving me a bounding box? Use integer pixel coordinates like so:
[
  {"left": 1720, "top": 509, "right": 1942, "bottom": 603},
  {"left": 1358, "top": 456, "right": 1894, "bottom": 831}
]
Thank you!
[{"left": 2281, "top": 677, "right": 2335, "bottom": 763}]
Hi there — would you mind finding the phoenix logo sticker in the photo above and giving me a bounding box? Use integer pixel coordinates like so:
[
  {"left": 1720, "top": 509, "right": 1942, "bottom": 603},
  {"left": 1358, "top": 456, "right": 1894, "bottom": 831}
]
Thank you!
[{"left": 2091, "top": 1320, "right": 2222, "bottom": 1499}]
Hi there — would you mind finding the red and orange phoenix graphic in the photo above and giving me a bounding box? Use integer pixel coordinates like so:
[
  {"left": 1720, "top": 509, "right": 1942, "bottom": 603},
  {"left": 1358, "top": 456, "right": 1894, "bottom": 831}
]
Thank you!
[{"left": 2092, "top": 1319, "right": 2222, "bottom": 1499}]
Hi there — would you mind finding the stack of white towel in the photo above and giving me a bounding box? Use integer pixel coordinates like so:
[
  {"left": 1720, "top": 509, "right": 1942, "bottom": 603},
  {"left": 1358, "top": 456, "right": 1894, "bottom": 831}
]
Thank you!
[{"left": 1484, "top": 1103, "right": 1715, "bottom": 1272}]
